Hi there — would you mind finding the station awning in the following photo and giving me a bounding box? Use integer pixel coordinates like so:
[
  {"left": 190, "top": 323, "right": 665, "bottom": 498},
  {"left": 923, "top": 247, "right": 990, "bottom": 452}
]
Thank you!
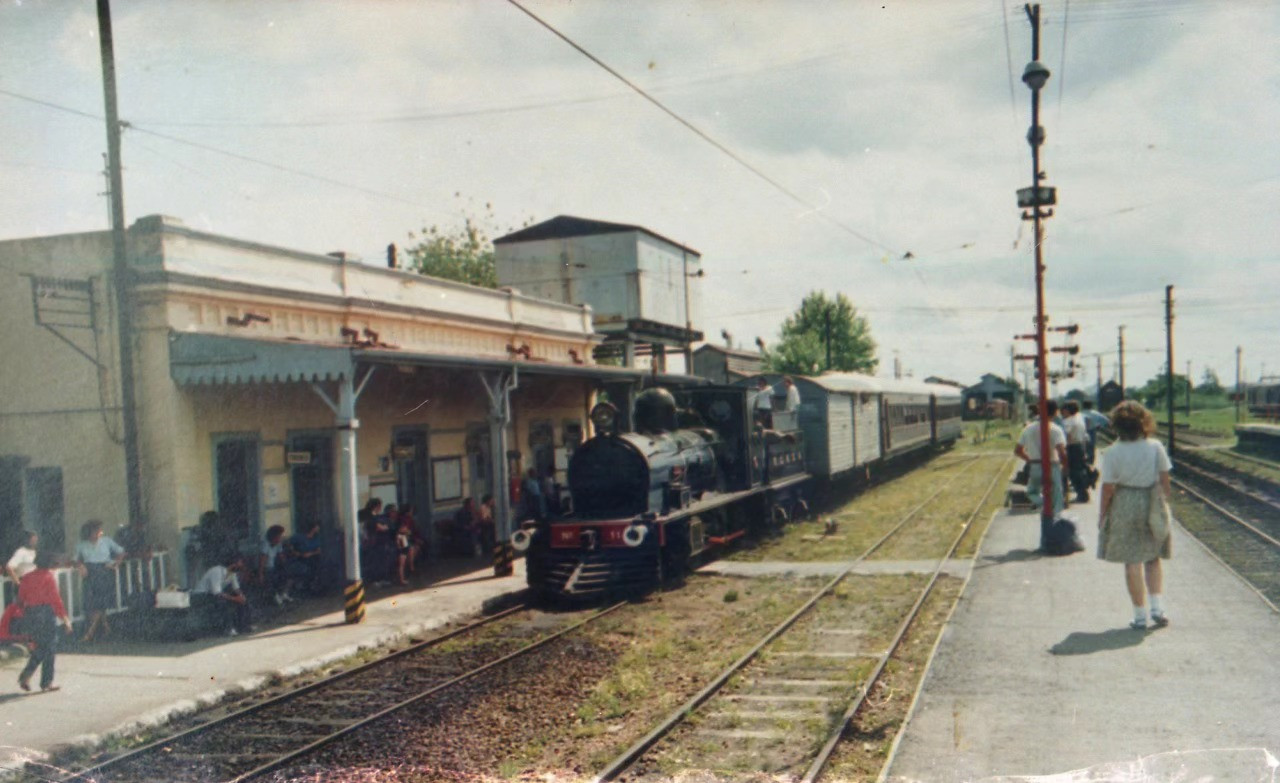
[
  {"left": 169, "top": 332, "right": 354, "bottom": 385},
  {"left": 168, "top": 332, "right": 646, "bottom": 386}
]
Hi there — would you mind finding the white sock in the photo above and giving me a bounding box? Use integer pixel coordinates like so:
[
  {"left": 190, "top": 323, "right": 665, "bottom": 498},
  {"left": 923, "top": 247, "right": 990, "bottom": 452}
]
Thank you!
[
  {"left": 1134, "top": 606, "right": 1148, "bottom": 622},
  {"left": 1149, "top": 594, "right": 1164, "bottom": 614}
]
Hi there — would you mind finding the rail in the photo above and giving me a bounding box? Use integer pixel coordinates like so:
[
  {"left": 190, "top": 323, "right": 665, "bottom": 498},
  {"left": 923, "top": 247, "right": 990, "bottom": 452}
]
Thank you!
[{"left": 593, "top": 456, "right": 986, "bottom": 782}]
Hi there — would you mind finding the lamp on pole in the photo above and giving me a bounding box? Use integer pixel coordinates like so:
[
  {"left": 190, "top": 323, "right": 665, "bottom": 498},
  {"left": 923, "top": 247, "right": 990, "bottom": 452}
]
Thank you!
[{"left": 1017, "top": 4, "right": 1058, "bottom": 549}]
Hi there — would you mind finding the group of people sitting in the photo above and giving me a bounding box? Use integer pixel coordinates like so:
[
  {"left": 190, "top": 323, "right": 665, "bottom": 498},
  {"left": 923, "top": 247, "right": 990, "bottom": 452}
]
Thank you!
[{"left": 189, "top": 521, "right": 326, "bottom": 637}]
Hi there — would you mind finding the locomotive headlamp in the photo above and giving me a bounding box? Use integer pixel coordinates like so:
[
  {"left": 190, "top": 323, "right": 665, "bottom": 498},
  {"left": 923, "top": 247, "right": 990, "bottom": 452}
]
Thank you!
[
  {"left": 590, "top": 402, "right": 619, "bottom": 436},
  {"left": 622, "top": 523, "right": 648, "bottom": 548},
  {"left": 511, "top": 528, "right": 534, "bottom": 552}
]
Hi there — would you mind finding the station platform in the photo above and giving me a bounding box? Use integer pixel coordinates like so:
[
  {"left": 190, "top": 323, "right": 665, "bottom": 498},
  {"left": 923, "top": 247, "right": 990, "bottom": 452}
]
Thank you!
[
  {"left": 886, "top": 485, "right": 1280, "bottom": 781},
  {"left": 0, "top": 558, "right": 526, "bottom": 774}
]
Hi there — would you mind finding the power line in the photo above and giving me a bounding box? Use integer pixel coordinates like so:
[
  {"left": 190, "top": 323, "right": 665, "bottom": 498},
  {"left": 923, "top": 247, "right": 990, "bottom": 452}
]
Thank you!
[
  {"left": 503, "top": 0, "right": 899, "bottom": 257},
  {"left": 998, "top": 0, "right": 1019, "bottom": 129},
  {"left": 0, "top": 87, "right": 441, "bottom": 214},
  {"left": 1056, "top": 0, "right": 1070, "bottom": 120}
]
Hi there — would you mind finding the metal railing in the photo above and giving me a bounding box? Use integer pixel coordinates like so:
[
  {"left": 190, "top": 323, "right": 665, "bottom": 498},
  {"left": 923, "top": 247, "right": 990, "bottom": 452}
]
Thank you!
[{"left": 1, "top": 551, "right": 170, "bottom": 624}]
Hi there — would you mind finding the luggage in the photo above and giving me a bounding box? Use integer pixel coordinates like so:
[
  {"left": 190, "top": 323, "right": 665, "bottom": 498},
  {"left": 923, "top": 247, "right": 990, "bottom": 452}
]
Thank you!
[{"left": 1044, "top": 518, "right": 1085, "bottom": 556}]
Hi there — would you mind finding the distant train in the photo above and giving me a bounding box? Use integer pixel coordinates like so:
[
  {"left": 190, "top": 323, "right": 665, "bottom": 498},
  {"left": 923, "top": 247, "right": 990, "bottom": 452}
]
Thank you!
[
  {"left": 1245, "top": 379, "right": 1280, "bottom": 419},
  {"left": 514, "top": 372, "right": 963, "bottom": 599}
]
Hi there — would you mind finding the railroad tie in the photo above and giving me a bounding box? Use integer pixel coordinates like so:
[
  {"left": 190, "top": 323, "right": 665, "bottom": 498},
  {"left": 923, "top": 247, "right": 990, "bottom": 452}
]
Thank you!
[
  {"left": 704, "top": 709, "right": 826, "bottom": 722},
  {"left": 693, "top": 728, "right": 794, "bottom": 740},
  {"left": 723, "top": 694, "right": 836, "bottom": 703}
]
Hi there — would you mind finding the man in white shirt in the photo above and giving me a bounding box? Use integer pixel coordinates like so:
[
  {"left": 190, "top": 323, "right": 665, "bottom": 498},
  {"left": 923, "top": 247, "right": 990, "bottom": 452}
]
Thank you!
[
  {"left": 752, "top": 377, "right": 774, "bottom": 428},
  {"left": 193, "top": 554, "right": 252, "bottom": 636},
  {"left": 1013, "top": 400, "right": 1069, "bottom": 520},
  {"left": 783, "top": 376, "right": 801, "bottom": 412},
  {"left": 1061, "top": 401, "right": 1092, "bottom": 502}
]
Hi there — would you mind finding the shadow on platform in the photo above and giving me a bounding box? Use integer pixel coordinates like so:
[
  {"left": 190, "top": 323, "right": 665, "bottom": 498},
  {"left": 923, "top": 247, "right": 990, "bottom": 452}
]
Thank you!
[
  {"left": 976, "top": 547, "right": 1043, "bottom": 568},
  {"left": 1049, "top": 627, "right": 1149, "bottom": 656}
]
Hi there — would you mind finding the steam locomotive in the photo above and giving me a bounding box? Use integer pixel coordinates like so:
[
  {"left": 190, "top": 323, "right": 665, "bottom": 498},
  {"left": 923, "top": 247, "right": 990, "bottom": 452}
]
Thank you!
[{"left": 513, "top": 373, "right": 962, "bottom": 599}]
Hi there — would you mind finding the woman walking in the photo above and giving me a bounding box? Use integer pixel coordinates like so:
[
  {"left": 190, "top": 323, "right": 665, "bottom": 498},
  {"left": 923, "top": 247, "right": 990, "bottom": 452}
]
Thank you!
[
  {"left": 1096, "top": 401, "right": 1173, "bottom": 629},
  {"left": 4, "top": 550, "right": 73, "bottom": 691},
  {"left": 75, "top": 520, "right": 125, "bottom": 642}
]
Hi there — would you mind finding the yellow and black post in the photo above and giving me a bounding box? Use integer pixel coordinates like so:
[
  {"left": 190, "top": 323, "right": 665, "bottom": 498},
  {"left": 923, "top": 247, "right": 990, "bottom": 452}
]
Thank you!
[
  {"left": 344, "top": 579, "right": 365, "bottom": 624},
  {"left": 493, "top": 542, "right": 514, "bottom": 577}
]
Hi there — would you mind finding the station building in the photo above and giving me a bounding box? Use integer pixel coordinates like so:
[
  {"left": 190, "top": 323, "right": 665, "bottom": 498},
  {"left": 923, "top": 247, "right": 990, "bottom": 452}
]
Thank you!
[{"left": 0, "top": 215, "right": 642, "bottom": 588}]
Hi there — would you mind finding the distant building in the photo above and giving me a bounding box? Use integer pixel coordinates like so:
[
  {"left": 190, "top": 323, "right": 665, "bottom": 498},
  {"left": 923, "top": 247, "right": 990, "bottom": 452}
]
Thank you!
[
  {"left": 692, "top": 344, "right": 764, "bottom": 385},
  {"left": 925, "top": 376, "right": 965, "bottom": 390},
  {"left": 961, "top": 374, "right": 1019, "bottom": 420},
  {"left": 494, "top": 215, "right": 703, "bottom": 371}
]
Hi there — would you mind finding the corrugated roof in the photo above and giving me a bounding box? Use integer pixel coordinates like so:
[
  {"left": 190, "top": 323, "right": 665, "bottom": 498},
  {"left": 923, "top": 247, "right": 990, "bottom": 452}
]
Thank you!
[
  {"left": 169, "top": 333, "right": 646, "bottom": 387},
  {"left": 493, "top": 215, "right": 700, "bottom": 257},
  {"left": 170, "top": 332, "right": 353, "bottom": 385}
]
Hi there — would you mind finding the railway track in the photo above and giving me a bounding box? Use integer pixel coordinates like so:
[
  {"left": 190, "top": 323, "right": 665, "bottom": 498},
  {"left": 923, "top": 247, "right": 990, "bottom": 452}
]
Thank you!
[
  {"left": 594, "top": 455, "right": 1010, "bottom": 782},
  {"left": 62, "top": 602, "right": 625, "bottom": 783},
  {"left": 1167, "top": 453, "right": 1280, "bottom": 610}
]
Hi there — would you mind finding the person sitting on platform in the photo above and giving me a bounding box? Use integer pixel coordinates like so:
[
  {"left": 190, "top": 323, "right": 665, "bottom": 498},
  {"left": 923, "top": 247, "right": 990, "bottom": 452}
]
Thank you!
[
  {"left": 286, "top": 523, "right": 324, "bottom": 595},
  {"left": 451, "top": 498, "right": 478, "bottom": 557},
  {"left": 193, "top": 553, "right": 252, "bottom": 637}
]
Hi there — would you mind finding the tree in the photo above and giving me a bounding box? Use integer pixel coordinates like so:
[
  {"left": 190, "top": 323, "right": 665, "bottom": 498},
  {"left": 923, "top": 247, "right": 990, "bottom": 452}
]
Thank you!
[
  {"left": 403, "top": 199, "right": 530, "bottom": 289},
  {"left": 1135, "top": 372, "right": 1190, "bottom": 410},
  {"left": 764, "top": 291, "right": 877, "bottom": 375},
  {"left": 1197, "top": 367, "right": 1224, "bottom": 395},
  {"left": 404, "top": 215, "right": 497, "bottom": 288}
]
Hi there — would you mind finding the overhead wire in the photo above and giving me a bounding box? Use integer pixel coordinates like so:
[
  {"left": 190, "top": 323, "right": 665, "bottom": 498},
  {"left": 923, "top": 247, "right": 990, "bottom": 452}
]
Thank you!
[
  {"left": 0, "top": 87, "right": 444, "bottom": 216},
  {"left": 502, "top": 0, "right": 899, "bottom": 257}
]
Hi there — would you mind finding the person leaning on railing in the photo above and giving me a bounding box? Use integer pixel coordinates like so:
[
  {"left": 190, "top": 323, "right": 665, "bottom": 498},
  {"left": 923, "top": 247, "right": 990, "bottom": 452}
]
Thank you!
[{"left": 75, "top": 520, "right": 125, "bottom": 643}]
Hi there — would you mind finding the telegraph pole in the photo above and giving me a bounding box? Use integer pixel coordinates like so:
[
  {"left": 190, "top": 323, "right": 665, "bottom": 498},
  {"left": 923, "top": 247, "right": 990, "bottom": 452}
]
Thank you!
[
  {"left": 1165, "top": 285, "right": 1175, "bottom": 453},
  {"left": 1017, "top": 3, "right": 1058, "bottom": 547},
  {"left": 1117, "top": 325, "right": 1126, "bottom": 398},
  {"left": 97, "top": 0, "right": 144, "bottom": 530},
  {"left": 1236, "top": 346, "right": 1243, "bottom": 422},
  {"left": 1185, "top": 359, "right": 1192, "bottom": 414},
  {"left": 1096, "top": 355, "right": 1102, "bottom": 402}
]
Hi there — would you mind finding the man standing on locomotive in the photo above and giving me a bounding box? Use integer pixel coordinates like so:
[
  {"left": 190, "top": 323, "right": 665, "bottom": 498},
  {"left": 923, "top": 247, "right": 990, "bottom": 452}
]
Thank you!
[
  {"left": 782, "top": 376, "right": 801, "bottom": 412},
  {"left": 753, "top": 376, "right": 774, "bottom": 429}
]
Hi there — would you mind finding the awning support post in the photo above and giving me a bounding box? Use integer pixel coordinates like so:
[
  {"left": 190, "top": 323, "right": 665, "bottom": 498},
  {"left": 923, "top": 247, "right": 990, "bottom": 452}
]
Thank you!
[
  {"left": 311, "top": 365, "right": 374, "bottom": 623},
  {"left": 480, "top": 368, "right": 518, "bottom": 576}
]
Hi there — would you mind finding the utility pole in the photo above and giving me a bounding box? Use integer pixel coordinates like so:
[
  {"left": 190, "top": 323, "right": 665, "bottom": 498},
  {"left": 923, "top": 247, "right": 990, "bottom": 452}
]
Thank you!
[
  {"left": 1096, "top": 355, "right": 1102, "bottom": 402},
  {"left": 1185, "top": 359, "right": 1192, "bottom": 414},
  {"left": 1017, "top": 3, "right": 1058, "bottom": 548},
  {"left": 1236, "top": 346, "right": 1243, "bottom": 422},
  {"left": 1117, "top": 325, "right": 1126, "bottom": 398},
  {"left": 1165, "top": 285, "right": 1175, "bottom": 453},
  {"left": 97, "top": 0, "right": 144, "bottom": 531}
]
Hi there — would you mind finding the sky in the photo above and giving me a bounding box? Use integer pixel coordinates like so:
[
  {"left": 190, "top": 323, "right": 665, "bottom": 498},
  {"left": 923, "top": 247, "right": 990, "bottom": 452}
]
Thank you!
[{"left": 2, "top": 0, "right": 1277, "bottom": 393}]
